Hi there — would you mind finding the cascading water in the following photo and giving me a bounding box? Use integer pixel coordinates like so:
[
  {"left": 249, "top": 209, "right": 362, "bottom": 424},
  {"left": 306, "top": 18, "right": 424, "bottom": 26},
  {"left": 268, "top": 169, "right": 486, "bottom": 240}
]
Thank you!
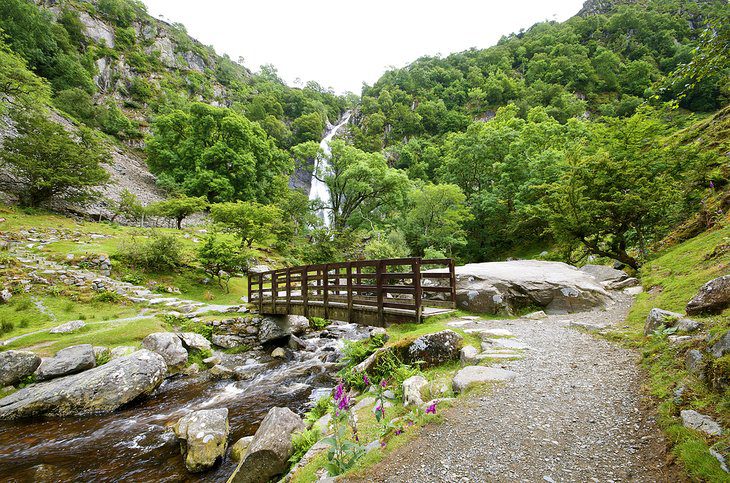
[{"left": 309, "top": 112, "right": 351, "bottom": 227}]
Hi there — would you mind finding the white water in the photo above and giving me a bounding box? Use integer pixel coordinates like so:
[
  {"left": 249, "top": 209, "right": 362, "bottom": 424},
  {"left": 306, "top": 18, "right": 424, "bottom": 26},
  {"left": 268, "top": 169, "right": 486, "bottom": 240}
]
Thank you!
[{"left": 309, "top": 112, "right": 351, "bottom": 227}]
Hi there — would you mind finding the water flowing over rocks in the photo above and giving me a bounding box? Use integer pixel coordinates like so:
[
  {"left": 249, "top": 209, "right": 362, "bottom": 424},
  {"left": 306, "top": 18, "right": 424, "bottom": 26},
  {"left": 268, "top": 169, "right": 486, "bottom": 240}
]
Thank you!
[
  {"left": 686, "top": 275, "right": 730, "bottom": 315},
  {"left": 173, "top": 408, "right": 230, "bottom": 472},
  {"left": 0, "top": 349, "right": 166, "bottom": 418},
  {"left": 0, "top": 350, "right": 41, "bottom": 386},
  {"left": 142, "top": 332, "right": 188, "bottom": 374},
  {"left": 431, "top": 260, "right": 612, "bottom": 315},
  {"left": 35, "top": 344, "right": 96, "bottom": 380},
  {"left": 229, "top": 406, "right": 306, "bottom": 483}
]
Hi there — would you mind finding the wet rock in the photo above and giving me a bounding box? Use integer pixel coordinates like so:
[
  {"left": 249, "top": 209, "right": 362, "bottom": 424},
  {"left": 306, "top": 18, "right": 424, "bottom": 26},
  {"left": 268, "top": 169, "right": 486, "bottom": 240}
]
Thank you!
[
  {"left": 48, "top": 320, "right": 86, "bottom": 334},
  {"left": 288, "top": 335, "right": 312, "bottom": 351},
  {"left": 184, "top": 363, "right": 200, "bottom": 376},
  {"left": 110, "top": 346, "right": 136, "bottom": 359},
  {"left": 711, "top": 332, "right": 730, "bottom": 358},
  {"left": 212, "top": 334, "right": 248, "bottom": 349},
  {"left": 460, "top": 345, "right": 479, "bottom": 366},
  {"left": 680, "top": 409, "right": 723, "bottom": 436},
  {"left": 406, "top": 330, "right": 463, "bottom": 368},
  {"left": 142, "top": 332, "right": 188, "bottom": 373},
  {"left": 229, "top": 406, "right": 306, "bottom": 483},
  {"left": 402, "top": 375, "right": 428, "bottom": 407},
  {"left": 36, "top": 344, "right": 96, "bottom": 381},
  {"left": 173, "top": 408, "right": 229, "bottom": 472},
  {"left": 209, "top": 364, "right": 234, "bottom": 379},
  {"left": 685, "top": 350, "right": 705, "bottom": 379},
  {"left": 271, "top": 347, "right": 286, "bottom": 359},
  {"left": 0, "top": 350, "right": 167, "bottom": 418},
  {"left": 686, "top": 275, "right": 730, "bottom": 315},
  {"left": 285, "top": 315, "right": 309, "bottom": 336},
  {"left": 452, "top": 366, "right": 517, "bottom": 393},
  {"left": 202, "top": 355, "right": 221, "bottom": 367},
  {"left": 177, "top": 332, "right": 212, "bottom": 352},
  {"left": 258, "top": 317, "right": 290, "bottom": 344},
  {"left": 231, "top": 435, "right": 254, "bottom": 462},
  {"left": 643, "top": 308, "right": 700, "bottom": 336},
  {"left": 0, "top": 350, "right": 41, "bottom": 386},
  {"left": 430, "top": 261, "right": 611, "bottom": 315}
]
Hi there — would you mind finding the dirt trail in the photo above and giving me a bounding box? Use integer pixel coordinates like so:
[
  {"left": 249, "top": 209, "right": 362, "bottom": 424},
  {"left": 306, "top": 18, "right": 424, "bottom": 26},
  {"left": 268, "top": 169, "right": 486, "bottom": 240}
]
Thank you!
[{"left": 351, "top": 293, "right": 683, "bottom": 482}]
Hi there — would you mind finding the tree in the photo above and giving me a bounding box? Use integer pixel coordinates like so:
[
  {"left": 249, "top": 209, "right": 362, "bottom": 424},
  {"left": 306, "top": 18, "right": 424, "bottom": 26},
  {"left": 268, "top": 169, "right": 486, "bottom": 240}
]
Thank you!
[
  {"left": 291, "top": 112, "right": 325, "bottom": 144},
  {"left": 210, "top": 201, "right": 283, "bottom": 248},
  {"left": 0, "top": 110, "right": 108, "bottom": 207},
  {"left": 0, "top": 33, "right": 50, "bottom": 113},
  {"left": 197, "top": 233, "right": 249, "bottom": 292},
  {"left": 404, "top": 184, "right": 472, "bottom": 257},
  {"left": 320, "top": 140, "right": 409, "bottom": 231},
  {"left": 111, "top": 189, "right": 144, "bottom": 223},
  {"left": 148, "top": 195, "right": 207, "bottom": 229}
]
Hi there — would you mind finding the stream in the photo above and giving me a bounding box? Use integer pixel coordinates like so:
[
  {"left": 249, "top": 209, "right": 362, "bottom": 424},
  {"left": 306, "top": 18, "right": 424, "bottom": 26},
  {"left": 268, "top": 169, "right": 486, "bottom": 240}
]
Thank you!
[
  {"left": 309, "top": 112, "right": 351, "bottom": 228},
  {"left": 0, "top": 323, "right": 369, "bottom": 482}
]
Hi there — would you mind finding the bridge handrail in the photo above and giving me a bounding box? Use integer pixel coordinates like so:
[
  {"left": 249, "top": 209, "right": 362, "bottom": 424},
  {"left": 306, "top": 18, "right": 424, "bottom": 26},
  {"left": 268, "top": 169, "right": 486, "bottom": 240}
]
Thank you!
[{"left": 247, "top": 257, "right": 456, "bottom": 324}]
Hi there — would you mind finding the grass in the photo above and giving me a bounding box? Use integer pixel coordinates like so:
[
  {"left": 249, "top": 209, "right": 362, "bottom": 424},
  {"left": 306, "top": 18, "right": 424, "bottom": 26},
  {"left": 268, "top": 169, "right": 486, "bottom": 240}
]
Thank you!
[{"left": 604, "top": 219, "right": 730, "bottom": 481}]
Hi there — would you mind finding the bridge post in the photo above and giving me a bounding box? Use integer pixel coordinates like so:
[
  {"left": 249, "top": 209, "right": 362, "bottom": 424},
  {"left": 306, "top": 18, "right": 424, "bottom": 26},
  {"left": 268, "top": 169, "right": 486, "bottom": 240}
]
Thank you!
[
  {"left": 449, "top": 258, "right": 457, "bottom": 308},
  {"left": 272, "top": 271, "right": 277, "bottom": 313},
  {"left": 414, "top": 257, "right": 423, "bottom": 324},
  {"left": 258, "top": 272, "right": 263, "bottom": 314},
  {"left": 346, "top": 262, "right": 353, "bottom": 323},
  {"left": 286, "top": 268, "right": 291, "bottom": 314},
  {"left": 376, "top": 259, "right": 385, "bottom": 327},
  {"left": 302, "top": 269, "right": 309, "bottom": 318},
  {"left": 323, "top": 264, "right": 329, "bottom": 319}
]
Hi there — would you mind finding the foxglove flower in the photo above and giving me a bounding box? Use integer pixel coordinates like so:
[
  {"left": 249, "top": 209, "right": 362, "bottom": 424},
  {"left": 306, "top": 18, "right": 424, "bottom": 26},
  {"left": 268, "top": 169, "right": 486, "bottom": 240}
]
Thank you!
[
  {"left": 334, "top": 382, "right": 344, "bottom": 402},
  {"left": 425, "top": 401, "right": 438, "bottom": 414},
  {"left": 363, "top": 374, "right": 370, "bottom": 386}
]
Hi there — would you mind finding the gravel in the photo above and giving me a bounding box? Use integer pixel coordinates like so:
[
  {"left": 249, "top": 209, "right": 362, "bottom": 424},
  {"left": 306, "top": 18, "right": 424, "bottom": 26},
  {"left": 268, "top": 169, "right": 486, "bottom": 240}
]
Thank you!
[{"left": 348, "top": 293, "right": 683, "bottom": 482}]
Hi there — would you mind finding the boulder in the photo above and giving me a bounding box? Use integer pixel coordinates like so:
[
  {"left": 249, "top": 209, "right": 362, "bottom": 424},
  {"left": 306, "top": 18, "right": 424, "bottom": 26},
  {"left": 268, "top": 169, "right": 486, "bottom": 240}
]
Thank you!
[
  {"left": 258, "top": 317, "right": 290, "bottom": 344},
  {"left": 686, "top": 275, "right": 730, "bottom": 315},
  {"left": 0, "top": 350, "right": 41, "bottom": 386},
  {"left": 0, "top": 350, "right": 166, "bottom": 418},
  {"left": 0, "top": 289, "right": 11, "bottom": 304},
  {"left": 230, "top": 435, "right": 254, "bottom": 462},
  {"left": 402, "top": 375, "right": 428, "bottom": 407},
  {"left": 643, "top": 308, "right": 701, "bottom": 336},
  {"left": 110, "top": 346, "right": 136, "bottom": 359},
  {"left": 452, "top": 366, "right": 517, "bottom": 393},
  {"left": 406, "top": 330, "right": 463, "bottom": 368},
  {"left": 460, "top": 345, "right": 479, "bottom": 366},
  {"left": 711, "top": 332, "right": 730, "bottom": 358},
  {"left": 685, "top": 349, "right": 705, "bottom": 379},
  {"left": 229, "top": 406, "right": 306, "bottom": 483},
  {"left": 284, "top": 315, "right": 310, "bottom": 336},
  {"left": 579, "top": 264, "right": 629, "bottom": 283},
  {"left": 36, "top": 344, "right": 95, "bottom": 381},
  {"left": 429, "top": 261, "right": 611, "bottom": 315},
  {"left": 603, "top": 277, "right": 640, "bottom": 290},
  {"left": 48, "top": 320, "right": 86, "bottom": 334},
  {"left": 142, "top": 332, "right": 188, "bottom": 373},
  {"left": 212, "top": 334, "right": 248, "bottom": 349},
  {"left": 203, "top": 355, "right": 222, "bottom": 367},
  {"left": 209, "top": 365, "right": 235, "bottom": 379},
  {"left": 173, "top": 408, "right": 229, "bottom": 473},
  {"left": 680, "top": 409, "right": 723, "bottom": 436},
  {"left": 177, "top": 332, "right": 212, "bottom": 352},
  {"left": 271, "top": 348, "right": 286, "bottom": 359},
  {"left": 370, "top": 327, "right": 389, "bottom": 342}
]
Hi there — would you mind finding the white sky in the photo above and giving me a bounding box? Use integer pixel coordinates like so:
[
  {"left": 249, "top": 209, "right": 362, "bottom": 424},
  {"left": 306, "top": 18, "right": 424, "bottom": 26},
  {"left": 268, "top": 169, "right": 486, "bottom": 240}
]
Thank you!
[{"left": 142, "top": 0, "right": 586, "bottom": 94}]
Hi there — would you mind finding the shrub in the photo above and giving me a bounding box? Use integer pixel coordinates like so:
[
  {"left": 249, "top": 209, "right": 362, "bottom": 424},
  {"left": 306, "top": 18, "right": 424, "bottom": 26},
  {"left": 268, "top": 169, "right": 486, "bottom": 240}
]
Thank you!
[
  {"left": 304, "top": 396, "right": 334, "bottom": 427},
  {"left": 115, "top": 232, "right": 184, "bottom": 272},
  {"left": 1, "top": 320, "right": 15, "bottom": 334},
  {"left": 288, "top": 427, "right": 322, "bottom": 468},
  {"left": 309, "top": 317, "right": 331, "bottom": 330},
  {"left": 92, "top": 290, "right": 124, "bottom": 303}
]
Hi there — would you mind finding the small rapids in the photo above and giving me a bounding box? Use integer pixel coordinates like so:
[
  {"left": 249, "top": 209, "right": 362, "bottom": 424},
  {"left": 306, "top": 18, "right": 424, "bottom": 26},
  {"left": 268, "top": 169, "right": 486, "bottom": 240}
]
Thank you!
[{"left": 0, "top": 323, "right": 370, "bottom": 482}]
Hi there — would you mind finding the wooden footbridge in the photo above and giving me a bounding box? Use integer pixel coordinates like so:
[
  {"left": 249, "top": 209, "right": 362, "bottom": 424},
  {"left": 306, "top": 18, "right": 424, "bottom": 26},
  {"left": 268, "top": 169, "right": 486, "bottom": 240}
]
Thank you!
[{"left": 248, "top": 258, "right": 457, "bottom": 326}]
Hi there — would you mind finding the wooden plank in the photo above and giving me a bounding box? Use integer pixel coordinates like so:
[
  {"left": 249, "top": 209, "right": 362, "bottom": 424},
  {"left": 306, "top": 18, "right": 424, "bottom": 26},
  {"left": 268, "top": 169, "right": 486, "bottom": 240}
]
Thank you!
[
  {"left": 449, "top": 258, "right": 457, "bottom": 307},
  {"left": 414, "top": 258, "right": 423, "bottom": 324},
  {"left": 377, "top": 259, "right": 385, "bottom": 327},
  {"left": 302, "top": 269, "right": 309, "bottom": 318},
  {"left": 347, "top": 262, "right": 353, "bottom": 323}
]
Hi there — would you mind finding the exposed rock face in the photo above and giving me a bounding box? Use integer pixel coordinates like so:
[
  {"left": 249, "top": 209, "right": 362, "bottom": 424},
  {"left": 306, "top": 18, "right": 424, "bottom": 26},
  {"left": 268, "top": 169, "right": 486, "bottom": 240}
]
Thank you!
[
  {"left": 258, "top": 317, "right": 290, "bottom": 345},
  {"left": 0, "top": 350, "right": 166, "bottom": 418},
  {"left": 406, "top": 330, "right": 463, "bottom": 368},
  {"left": 402, "top": 375, "right": 428, "bottom": 407},
  {"left": 686, "top": 275, "right": 730, "bottom": 315},
  {"left": 212, "top": 334, "right": 248, "bottom": 349},
  {"left": 643, "top": 308, "right": 701, "bottom": 336},
  {"left": 680, "top": 409, "right": 723, "bottom": 436},
  {"left": 36, "top": 344, "right": 96, "bottom": 381},
  {"left": 579, "top": 264, "right": 628, "bottom": 283},
  {"left": 173, "top": 408, "right": 229, "bottom": 473},
  {"left": 177, "top": 332, "right": 212, "bottom": 352},
  {"left": 0, "top": 350, "right": 41, "bottom": 386},
  {"left": 285, "top": 315, "right": 310, "bottom": 336},
  {"left": 142, "top": 332, "right": 188, "bottom": 373},
  {"left": 229, "top": 407, "right": 305, "bottom": 483},
  {"left": 452, "top": 366, "right": 517, "bottom": 393},
  {"left": 110, "top": 346, "right": 136, "bottom": 359},
  {"left": 711, "top": 332, "right": 730, "bottom": 358},
  {"left": 431, "top": 261, "right": 611, "bottom": 315}
]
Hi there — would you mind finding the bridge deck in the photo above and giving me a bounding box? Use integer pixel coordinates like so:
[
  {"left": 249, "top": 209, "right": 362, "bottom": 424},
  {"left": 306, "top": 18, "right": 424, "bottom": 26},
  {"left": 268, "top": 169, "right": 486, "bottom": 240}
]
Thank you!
[{"left": 248, "top": 258, "right": 457, "bottom": 326}]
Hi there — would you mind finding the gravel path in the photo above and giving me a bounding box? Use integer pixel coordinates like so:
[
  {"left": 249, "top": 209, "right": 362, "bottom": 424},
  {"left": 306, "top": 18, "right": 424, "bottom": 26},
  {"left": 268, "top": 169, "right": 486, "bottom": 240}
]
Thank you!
[{"left": 350, "top": 293, "right": 683, "bottom": 482}]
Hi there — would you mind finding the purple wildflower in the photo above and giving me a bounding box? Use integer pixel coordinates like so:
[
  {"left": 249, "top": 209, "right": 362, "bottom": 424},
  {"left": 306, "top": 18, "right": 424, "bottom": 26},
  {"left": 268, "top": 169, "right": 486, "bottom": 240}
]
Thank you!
[
  {"left": 407, "top": 421, "right": 414, "bottom": 427},
  {"left": 380, "top": 379, "right": 387, "bottom": 388},
  {"left": 337, "top": 394, "right": 350, "bottom": 411},
  {"left": 425, "top": 401, "right": 438, "bottom": 414},
  {"left": 334, "top": 382, "right": 344, "bottom": 402},
  {"left": 395, "top": 429, "right": 403, "bottom": 436},
  {"left": 710, "top": 180, "right": 715, "bottom": 189},
  {"left": 380, "top": 441, "right": 387, "bottom": 448},
  {"left": 363, "top": 374, "right": 370, "bottom": 386}
]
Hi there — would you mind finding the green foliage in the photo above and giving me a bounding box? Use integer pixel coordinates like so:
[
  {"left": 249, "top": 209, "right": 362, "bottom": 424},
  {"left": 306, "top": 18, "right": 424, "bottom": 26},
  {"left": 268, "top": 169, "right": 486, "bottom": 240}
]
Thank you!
[
  {"left": 309, "top": 317, "right": 331, "bottom": 330},
  {"left": 115, "top": 231, "right": 184, "bottom": 272},
  {"left": 111, "top": 189, "right": 144, "bottom": 223},
  {"left": 289, "top": 427, "right": 322, "bottom": 467},
  {"left": 91, "top": 291, "right": 124, "bottom": 304},
  {"left": 187, "top": 347, "right": 213, "bottom": 366},
  {"left": 291, "top": 112, "right": 325, "bottom": 144},
  {"left": 0, "top": 109, "right": 109, "bottom": 207},
  {"left": 210, "top": 201, "right": 284, "bottom": 248},
  {"left": 95, "top": 349, "right": 112, "bottom": 366},
  {"left": 197, "top": 233, "right": 249, "bottom": 292},
  {"left": 0, "top": 33, "right": 51, "bottom": 112},
  {"left": 304, "top": 397, "right": 334, "bottom": 427},
  {"left": 147, "top": 195, "right": 207, "bottom": 229}
]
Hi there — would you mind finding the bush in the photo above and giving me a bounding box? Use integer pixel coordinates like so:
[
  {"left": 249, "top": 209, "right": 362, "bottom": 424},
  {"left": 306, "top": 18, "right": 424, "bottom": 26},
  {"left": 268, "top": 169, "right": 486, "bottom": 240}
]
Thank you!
[
  {"left": 92, "top": 290, "right": 124, "bottom": 303},
  {"left": 115, "top": 231, "right": 184, "bottom": 272},
  {"left": 288, "top": 427, "right": 322, "bottom": 468},
  {"left": 1, "top": 320, "right": 15, "bottom": 334},
  {"left": 309, "top": 317, "right": 331, "bottom": 330},
  {"left": 304, "top": 396, "right": 334, "bottom": 427}
]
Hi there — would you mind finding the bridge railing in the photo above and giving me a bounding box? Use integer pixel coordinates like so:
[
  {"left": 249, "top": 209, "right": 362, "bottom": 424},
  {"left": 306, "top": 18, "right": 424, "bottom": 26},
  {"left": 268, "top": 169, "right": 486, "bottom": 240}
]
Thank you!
[{"left": 247, "top": 257, "right": 456, "bottom": 325}]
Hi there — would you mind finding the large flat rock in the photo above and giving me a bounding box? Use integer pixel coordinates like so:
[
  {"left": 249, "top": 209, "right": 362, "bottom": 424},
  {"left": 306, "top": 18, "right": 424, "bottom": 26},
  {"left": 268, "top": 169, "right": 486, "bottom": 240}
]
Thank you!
[
  {"left": 429, "top": 260, "right": 611, "bottom": 315},
  {"left": 0, "top": 349, "right": 167, "bottom": 419},
  {"left": 452, "top": 366, "right": 517, "bottom": 393}
]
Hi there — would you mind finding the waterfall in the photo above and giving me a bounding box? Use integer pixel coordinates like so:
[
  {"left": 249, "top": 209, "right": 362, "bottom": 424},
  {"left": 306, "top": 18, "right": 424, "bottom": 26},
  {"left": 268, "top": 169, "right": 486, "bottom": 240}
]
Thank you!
[{"left": 308, "top": 112, "right": 351, "bottom": 228}]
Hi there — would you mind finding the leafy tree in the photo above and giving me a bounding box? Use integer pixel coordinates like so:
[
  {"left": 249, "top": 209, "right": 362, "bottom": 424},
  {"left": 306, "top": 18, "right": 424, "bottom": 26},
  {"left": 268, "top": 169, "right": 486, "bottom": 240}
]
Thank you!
[
  {"left": 404, "top": 184, "right": 472, "bottom": 257},
  {"left": 0, "top": 110, "right": 108, "bottom": 207},
  {"left": 291, "top": 112, "right": 326, "bottom": 144},
  {"left": 210, "top": 201, "right": 283, "bottom": 248},
  {"left": 197, "top": 233, "right": 249, "bottom": 292},
  {"left": 0, "top": 33, "right": 51, "bottom": 112},
  {"left": 148, "top": 195, "right": 208, "bottom": 229},
  {"left": 110, "top": 189, "right": 144, "bottom": 223}
]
